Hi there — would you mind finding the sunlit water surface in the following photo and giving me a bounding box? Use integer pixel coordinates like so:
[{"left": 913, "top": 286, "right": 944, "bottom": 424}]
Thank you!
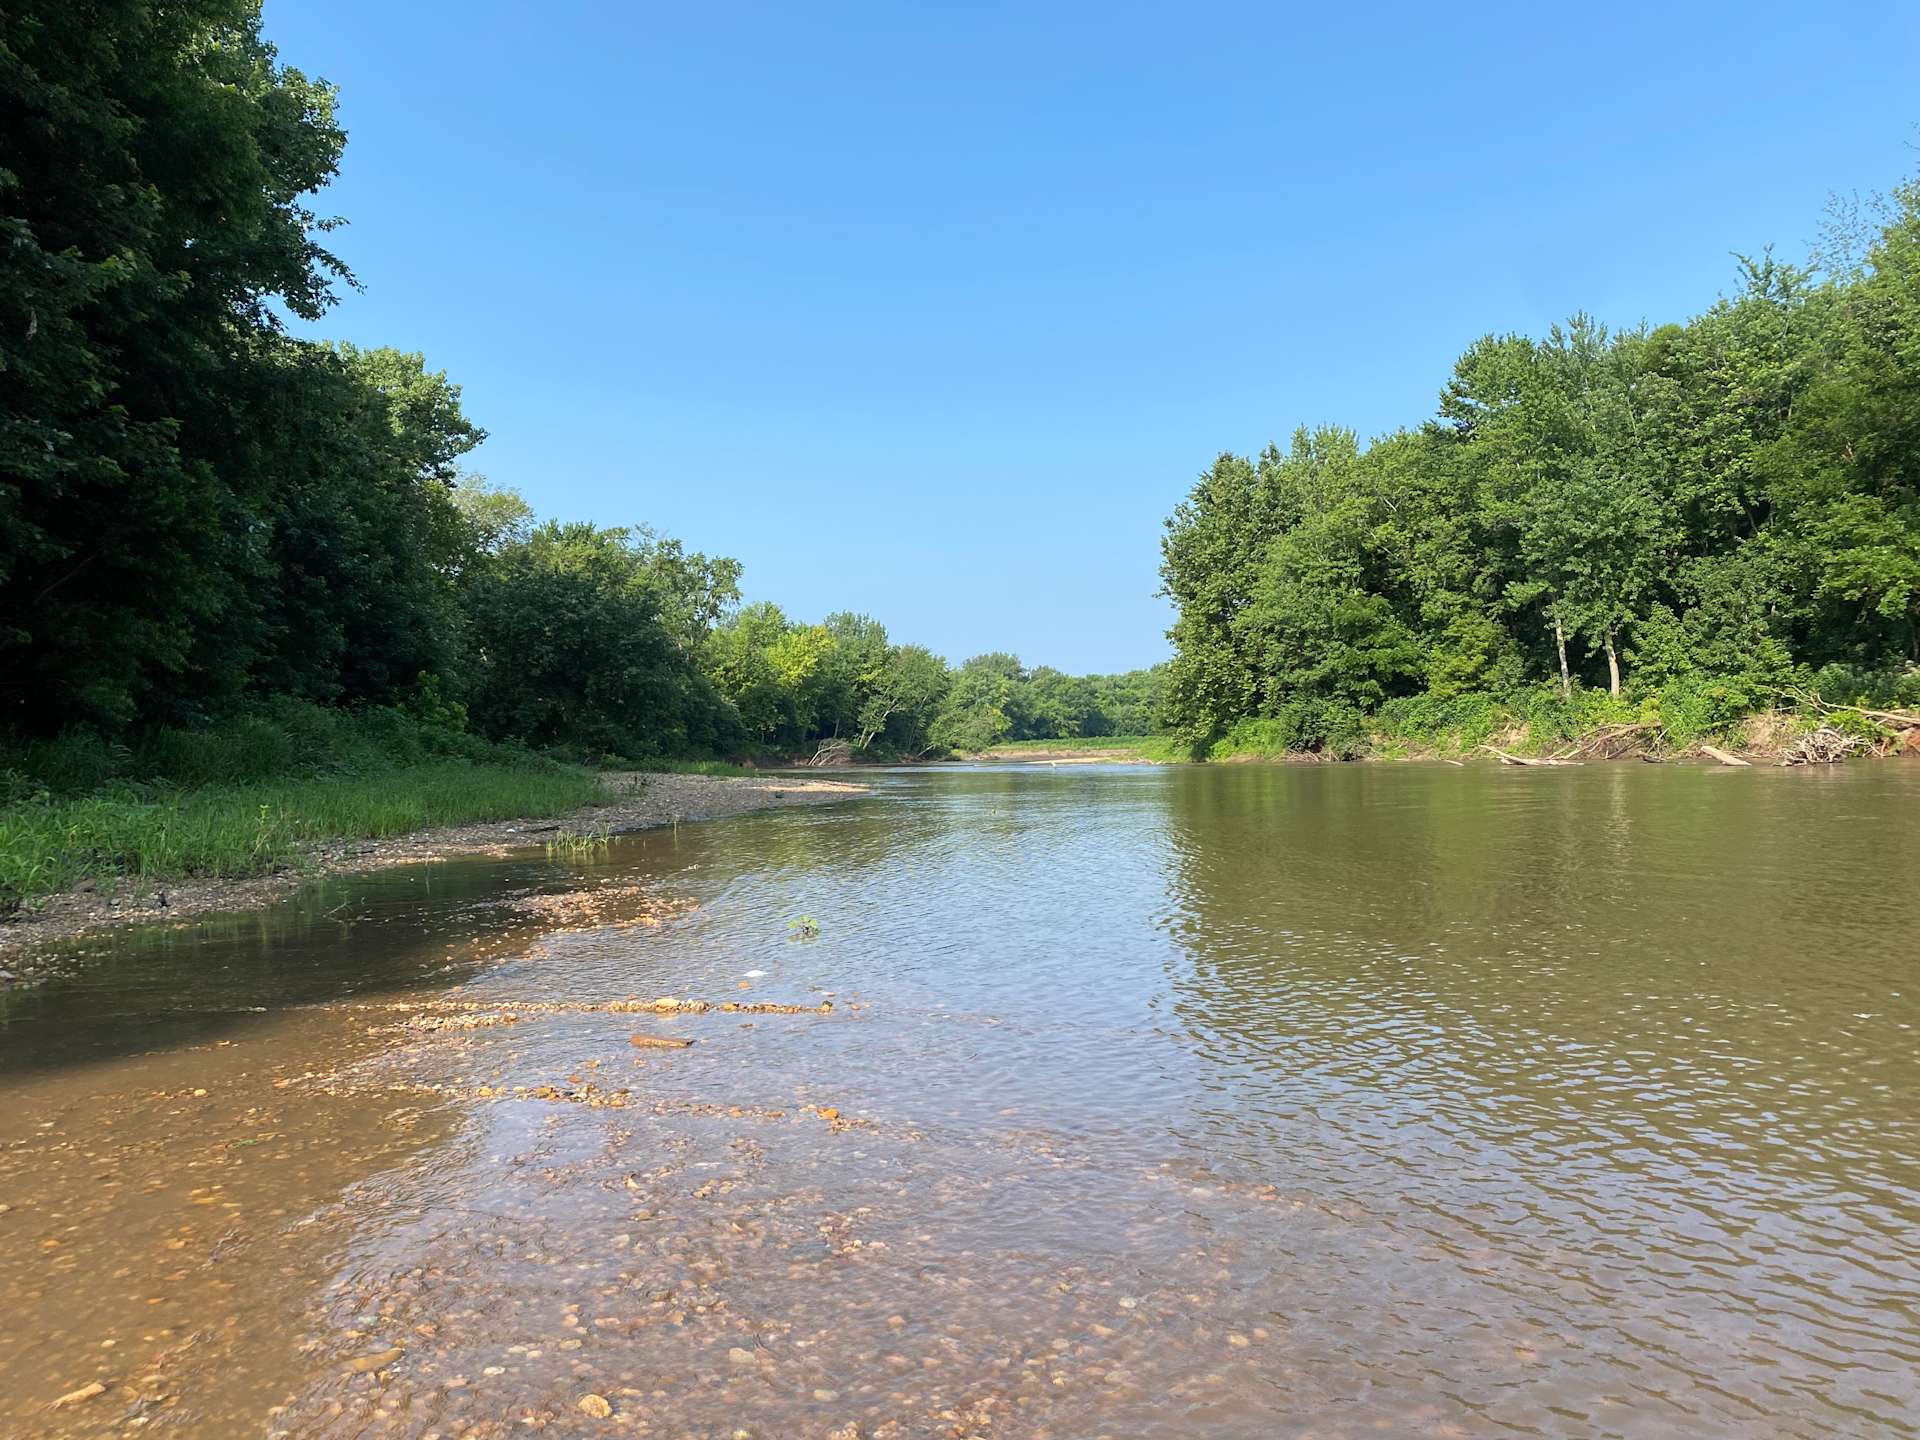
[{"left": 2, "top": 763, "right": 1916, "bottom": 1438}]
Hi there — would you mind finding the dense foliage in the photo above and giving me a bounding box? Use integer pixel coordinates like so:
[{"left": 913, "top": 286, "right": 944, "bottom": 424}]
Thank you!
[
  {"left": 0, "top": 2, "right": 1161, "bottom": 769},
  {"left": 1161, "top": 185, "right": 1920, "bottom": 755}
]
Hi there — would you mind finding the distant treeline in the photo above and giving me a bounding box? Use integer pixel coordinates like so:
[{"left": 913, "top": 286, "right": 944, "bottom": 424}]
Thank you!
[
  {"left": 0, "top": 2, "right": 1163, "bottom": 771},
  {"left": 1160, "top": 173, "right": 1920, "bottom": 756}
]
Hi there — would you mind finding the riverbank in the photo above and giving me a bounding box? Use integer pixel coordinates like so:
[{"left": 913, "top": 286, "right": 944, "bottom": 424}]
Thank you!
[
  {"left": 1126, "top": 698, "right": 1920, "bottom": 767},
  {"left": 0, "top": 771, "right": 866, "bottom": 968},
  {"left": 970, "top": 736, "right": 1178, "bottom": 764}
]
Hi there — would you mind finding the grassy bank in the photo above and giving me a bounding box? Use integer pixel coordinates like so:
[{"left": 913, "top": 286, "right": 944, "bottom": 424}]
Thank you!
[
  {"left": 980, "top": 735, "right": 1157, "bottom": 753},
  {"left": 629, "top": 757, "right": 763, "bottom": 778},
  {"left": 1192, "top": 680, "right": 1920, "bottom": 763},
  {"left": 1, "top": 703, "right": 602, "bottom": 914},
  {"left": 976, "top": 735, "right": 1189, "bottom": 761}
]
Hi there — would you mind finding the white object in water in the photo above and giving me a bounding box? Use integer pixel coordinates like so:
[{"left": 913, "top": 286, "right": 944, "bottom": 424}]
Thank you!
[{"left": 742, "top": 969, "right": 769, "bottom": 979}]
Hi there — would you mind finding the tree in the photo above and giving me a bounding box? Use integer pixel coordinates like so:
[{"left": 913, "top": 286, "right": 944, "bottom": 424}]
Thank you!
[
  {"left": 1, "top": 0, "right": 352, "bottom": 732},
  {"left": 856, "top": 645, "right": 950, "bottom": 752},
  {"left": 931, "top": 654, "right": 1021, "bottom": 752},
  {"left": 464, "top": 522, "right": 742, "bottom": 757},
  {"left": 1160, "top": 451, "right": 1285, "bottom": 746}
]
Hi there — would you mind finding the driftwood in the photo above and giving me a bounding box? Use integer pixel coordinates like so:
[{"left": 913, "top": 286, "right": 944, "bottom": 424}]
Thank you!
[
  {"left": 1700, "top": 745, "right": 1751, "bottom": 767},
  {"left": 1791, "top": 693, "right": 1920, "bottom": 758},
  {"left": 1552, "top": 722, "right": 1658, "bottom": 762},
  {"left": 1780, "top": 726, "right": 1865, "bottom": 766},
  {"left": 1799, "top": 693, "right": 1920, "bottom": 730},
  {"left": 1480, "top": 746, "right": 1581, "bottom": 767},
  {"left": 806, "top": 738, "right": 854, "bottom": 767}
]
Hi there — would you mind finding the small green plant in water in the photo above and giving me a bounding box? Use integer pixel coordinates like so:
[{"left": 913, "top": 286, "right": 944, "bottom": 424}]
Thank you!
[
  {"left": 787, "top": 915, "right": 820, "bottom": 941},
  {"left": 546, "top": 824, "right": 612, "bottom": 858}
]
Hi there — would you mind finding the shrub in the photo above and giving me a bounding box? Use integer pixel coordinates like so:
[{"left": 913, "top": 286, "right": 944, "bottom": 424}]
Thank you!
[
  {"left": 1374, "top": 691, "right": 1504, "bottom": 751},
  {"left": 1210, "top": 699, "right": 1370, "bottom": 759}
]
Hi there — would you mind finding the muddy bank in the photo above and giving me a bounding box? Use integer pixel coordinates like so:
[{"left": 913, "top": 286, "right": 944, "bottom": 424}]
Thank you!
[{"left": 0, "top": 772, "right": 867, "bottom": 970}]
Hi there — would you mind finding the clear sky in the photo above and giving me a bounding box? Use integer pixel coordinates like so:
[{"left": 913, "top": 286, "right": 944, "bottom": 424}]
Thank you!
[{"left": 262, "top": 1, "right": 1919, "bottom": 674}]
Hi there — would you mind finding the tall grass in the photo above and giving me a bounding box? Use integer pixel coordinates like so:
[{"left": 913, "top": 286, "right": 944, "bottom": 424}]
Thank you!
[
  {"left": 0, "top": 763, "right": 600, "bottom": 910},
  {"left": 0, "top": 703, "right": 602, "bottom": 911},
  {"left": 546, "top": 823, "right": 614, "bottom": 858},
  {"left": 632, "top": 757, "right": 763, "bottom": 777}
]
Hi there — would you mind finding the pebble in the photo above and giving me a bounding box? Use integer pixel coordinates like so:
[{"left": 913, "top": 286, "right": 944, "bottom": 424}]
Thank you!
[
  {"left": 727, "top": 1346, "right": 758, "bottom": 1365},
  {"left": 578, "top": 1393, "right": 613, "bottom": 1417}
]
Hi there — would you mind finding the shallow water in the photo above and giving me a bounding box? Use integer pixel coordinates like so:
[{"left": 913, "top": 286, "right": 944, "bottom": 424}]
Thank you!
[{"left": 2, "top": 763, "right": 1917, "bottom": 1438}]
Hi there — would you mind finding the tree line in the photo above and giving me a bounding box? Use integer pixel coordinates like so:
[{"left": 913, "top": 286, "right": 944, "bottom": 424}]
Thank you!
[
  {"left": 443, "top": 480, "right": 1166, "bottom": 759},
  {"left": 1160, "top": 176, "right": 1920, "bottom": 755},
  {"left": 0, "top": 2, "right": 1161, "bottom": 769}
]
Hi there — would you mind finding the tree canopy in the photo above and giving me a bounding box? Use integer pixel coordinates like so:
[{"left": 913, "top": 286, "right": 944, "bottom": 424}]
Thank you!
[
  {"left": 1161, "top": 186, "right": 1920, "bottom": 754},
  {"left": 0, "top": 1, "right": 1163, "bottom": 764}
]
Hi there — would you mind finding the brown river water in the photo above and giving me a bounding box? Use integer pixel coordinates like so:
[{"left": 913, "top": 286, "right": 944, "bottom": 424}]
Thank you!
[{"left": 1, "top": 763, "right": 1916, "bottom": 1439}]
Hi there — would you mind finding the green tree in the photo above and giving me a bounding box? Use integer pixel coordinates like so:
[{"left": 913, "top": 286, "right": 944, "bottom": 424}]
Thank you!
[
  {"left": 931, "top": 654, "right": 1021, "bottom": 752},
  {"left": 1, "top": 0, "right": 351, "bottom": 732},
  {"left": 856, "top": 644, "right": 950, "bottom": 752}
]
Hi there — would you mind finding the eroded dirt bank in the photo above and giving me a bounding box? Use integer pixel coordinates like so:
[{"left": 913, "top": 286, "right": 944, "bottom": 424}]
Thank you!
[{"left": 0, "top": 773, "right": 867, "bottom": 970}]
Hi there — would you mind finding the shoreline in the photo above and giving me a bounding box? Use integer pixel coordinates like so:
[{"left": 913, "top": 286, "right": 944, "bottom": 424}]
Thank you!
[
  {"left": 976, "top": 707, "right": 1920, "bottom": 767},
  {"left": 966, "top": 747, "right": 1163, "bottom": 764},
  {"left": 0, "top": 771, "right": 868, "bottom": 974}
]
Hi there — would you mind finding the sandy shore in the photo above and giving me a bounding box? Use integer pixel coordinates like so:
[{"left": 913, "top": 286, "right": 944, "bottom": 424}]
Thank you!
[{"left": 0, "top": 771, "right": 868, "bottom": 970}]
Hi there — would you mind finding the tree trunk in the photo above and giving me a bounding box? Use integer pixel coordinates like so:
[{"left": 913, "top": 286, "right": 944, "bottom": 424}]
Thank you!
[
  {"left": 1604, "top": 630, "right": 1621, "bottom": 697},
  {"left": 1552, "top": 607, "right": 1571, "bottom": 702}
]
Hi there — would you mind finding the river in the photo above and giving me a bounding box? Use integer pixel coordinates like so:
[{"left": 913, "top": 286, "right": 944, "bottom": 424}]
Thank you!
[{"left": 2, "top": 762, "right": 1916, "bottom": 1438}]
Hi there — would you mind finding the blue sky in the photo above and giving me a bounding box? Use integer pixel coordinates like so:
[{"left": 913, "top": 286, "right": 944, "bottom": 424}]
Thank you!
[{"left": 264, "top": 1, "right": 1919, "bottom": 673}]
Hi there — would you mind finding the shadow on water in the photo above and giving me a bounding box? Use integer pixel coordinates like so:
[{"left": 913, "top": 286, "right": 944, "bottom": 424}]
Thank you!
[
  {"left": 0, "top": 775, "right": 930, "bottom": 1078},
  {"left": 0, "top": 852, "right": 628, "bottom": 1076}
]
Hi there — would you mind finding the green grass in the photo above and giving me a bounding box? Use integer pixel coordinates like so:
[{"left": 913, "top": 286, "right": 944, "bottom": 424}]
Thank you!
[
  {"left": 1, "top": 756, "right": 600, "bottom": 912},
  {"left": 981, "top": 735, "right": 1158, "bottom": 753},
  {"left": 1127, "top": 736, "right": 1190, "bottom": 762},
  {"left": 631, "top": 757, "right": 763, "bottom": 777},
  {"left": 546, "top": 822, "right": 614, "bottom": 858}
]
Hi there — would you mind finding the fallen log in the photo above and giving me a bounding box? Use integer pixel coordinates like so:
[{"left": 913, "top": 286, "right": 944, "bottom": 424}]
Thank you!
[
  {"left": 1480, "top": 746, "right": 1581, "bottom": 767},
  {"left": 1700, "top": 745, "right": 1751, "bottom": 767},
  {"left": 1559, "top": 721, "right": 1658, "bottom": 760},
  {"left": 1799, "top": 693, "right": 1920, "bottom": 729}
]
